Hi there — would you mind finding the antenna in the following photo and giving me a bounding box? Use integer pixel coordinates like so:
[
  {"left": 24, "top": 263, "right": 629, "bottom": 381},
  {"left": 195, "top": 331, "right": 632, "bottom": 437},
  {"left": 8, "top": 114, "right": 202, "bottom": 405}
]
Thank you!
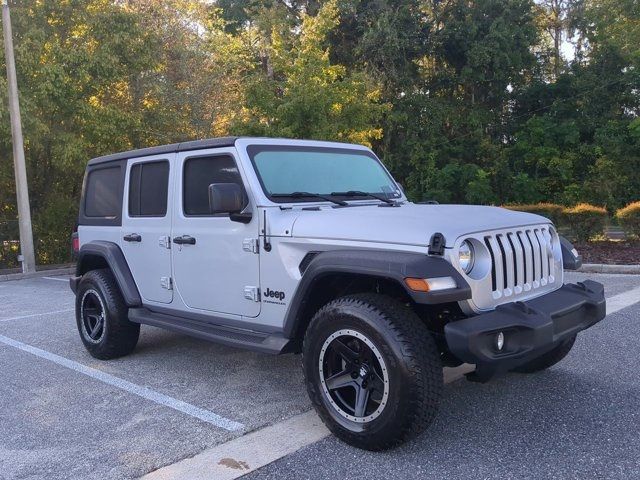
[{"left": 262, "top": 209, "right": 272, "bottom": 252}]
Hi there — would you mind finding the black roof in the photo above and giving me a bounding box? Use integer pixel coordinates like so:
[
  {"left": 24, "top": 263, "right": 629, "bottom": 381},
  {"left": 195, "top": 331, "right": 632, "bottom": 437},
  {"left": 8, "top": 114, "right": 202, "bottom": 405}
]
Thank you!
[{"left": 88, "top": 136, "right": 239, "bottom": 166}]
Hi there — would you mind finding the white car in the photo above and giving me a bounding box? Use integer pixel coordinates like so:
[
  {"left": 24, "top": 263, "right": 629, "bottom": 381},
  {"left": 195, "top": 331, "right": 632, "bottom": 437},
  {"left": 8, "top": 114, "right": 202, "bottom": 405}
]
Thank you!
[{"left": 70, "top": 137, "right": 606, "bottom": 450}]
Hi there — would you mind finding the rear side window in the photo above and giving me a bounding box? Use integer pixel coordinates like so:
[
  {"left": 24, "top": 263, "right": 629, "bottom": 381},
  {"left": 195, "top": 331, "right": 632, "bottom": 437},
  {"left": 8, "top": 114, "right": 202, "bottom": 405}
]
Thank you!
[
  {"left": 129, "top": 161, "right": 170, "bottom": 217},
  {"left": 183, "top": 155, "right": 246, "bottom": 216},
  {"left": 85, "top": 166, "right": 122, "bottom": 218}
]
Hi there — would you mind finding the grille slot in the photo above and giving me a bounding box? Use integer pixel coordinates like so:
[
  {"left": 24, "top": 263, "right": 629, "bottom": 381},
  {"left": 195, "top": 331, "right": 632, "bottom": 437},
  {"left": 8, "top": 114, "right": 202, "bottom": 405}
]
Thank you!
[
  {"left": 484, "top": 226, "right": 557, "bottom": 299},
  {"left": 484, "top": 237, "right": 497, "bottom": 291}
]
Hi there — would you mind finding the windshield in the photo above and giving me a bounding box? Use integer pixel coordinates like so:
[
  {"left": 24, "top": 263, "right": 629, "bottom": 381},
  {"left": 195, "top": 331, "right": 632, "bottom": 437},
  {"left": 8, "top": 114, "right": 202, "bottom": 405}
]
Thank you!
[{"left": 247, "top": 145, "right": 401, "bottom": 202}]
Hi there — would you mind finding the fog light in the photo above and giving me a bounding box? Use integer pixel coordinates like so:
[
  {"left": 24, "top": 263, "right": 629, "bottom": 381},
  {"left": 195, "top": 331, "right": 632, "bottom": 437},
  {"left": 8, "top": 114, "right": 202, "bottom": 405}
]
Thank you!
[{"left": 495, "top": 332, "right": 505, "bottom": 351}]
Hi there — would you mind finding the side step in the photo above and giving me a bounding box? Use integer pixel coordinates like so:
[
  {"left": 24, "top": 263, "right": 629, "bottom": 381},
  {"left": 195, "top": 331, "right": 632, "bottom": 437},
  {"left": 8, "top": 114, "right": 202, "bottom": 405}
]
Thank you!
[{"left": 128, "top": 308, "right": 293, "bottom": 354}]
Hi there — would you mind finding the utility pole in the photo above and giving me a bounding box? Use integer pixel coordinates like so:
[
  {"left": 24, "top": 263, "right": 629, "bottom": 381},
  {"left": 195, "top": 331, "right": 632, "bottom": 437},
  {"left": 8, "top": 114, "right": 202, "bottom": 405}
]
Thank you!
[{"left": 2, "top": 0, "right": 35, "bottom": 273}]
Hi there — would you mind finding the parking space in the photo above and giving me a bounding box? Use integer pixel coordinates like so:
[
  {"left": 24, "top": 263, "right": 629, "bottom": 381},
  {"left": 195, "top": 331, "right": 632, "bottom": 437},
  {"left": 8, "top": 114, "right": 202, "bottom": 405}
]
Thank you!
[
  {"left": 0, "top": 272, "right": 639, "bottom": 479},
  {"left": 0, "top": 276, "right": 74, "bottom": 321},
  {"left": 0, "top": 276, "right": 310, "bottom": 479}
]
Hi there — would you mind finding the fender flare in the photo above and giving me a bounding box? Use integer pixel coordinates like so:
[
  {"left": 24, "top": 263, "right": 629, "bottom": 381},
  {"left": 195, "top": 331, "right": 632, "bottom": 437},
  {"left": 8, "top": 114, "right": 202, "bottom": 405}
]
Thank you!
[
  {"left": 282, "top": 249, "right": 471, "bottom": 338},
  {"left": 72, "top": 241, "right": 142, "bottom": 307}
]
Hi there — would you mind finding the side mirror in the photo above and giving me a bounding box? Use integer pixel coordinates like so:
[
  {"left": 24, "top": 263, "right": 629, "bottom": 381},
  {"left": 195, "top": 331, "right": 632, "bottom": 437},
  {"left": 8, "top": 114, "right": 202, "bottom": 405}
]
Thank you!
[
  {"left": 208, "top": 183, "right": 251, "bottom": 223},
  {"left": 208, "top": 183, "right": 244, "bottom": 214}
]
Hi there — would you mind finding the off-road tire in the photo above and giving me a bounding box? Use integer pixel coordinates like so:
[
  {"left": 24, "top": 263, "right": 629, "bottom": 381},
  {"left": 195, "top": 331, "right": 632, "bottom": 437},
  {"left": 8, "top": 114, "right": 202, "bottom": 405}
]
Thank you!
[
  {"left": 512, "top": 334, "right": 577, "bottom": 373},
  {"left": 75, "top": 268, "right": 140, "bottom": 359},
  {"left": 303, "top": 293, "right": 443, "bottom": 451}
]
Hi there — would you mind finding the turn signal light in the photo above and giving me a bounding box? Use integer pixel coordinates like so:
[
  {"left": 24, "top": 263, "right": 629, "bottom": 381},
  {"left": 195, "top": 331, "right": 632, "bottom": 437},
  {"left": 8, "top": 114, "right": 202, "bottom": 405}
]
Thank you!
[
  {"left": 405, "top": 278, "right": 430, "bottom": 292},
  {"left": 404, "top": 276, "right": 457, "bottom": 292}
]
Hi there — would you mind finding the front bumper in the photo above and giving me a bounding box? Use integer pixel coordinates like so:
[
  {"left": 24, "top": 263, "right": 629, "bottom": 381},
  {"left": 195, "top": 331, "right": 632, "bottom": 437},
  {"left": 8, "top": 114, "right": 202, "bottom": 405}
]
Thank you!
[{"left": 444, "top": 280, "right": 605, "bottom": 379}]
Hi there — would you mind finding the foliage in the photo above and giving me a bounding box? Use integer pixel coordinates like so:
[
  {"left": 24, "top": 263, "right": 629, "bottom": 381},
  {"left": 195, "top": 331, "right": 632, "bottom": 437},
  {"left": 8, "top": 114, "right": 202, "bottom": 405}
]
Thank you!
[
  {"left": 503, "top": 203, "right": 565, "bottom": 226},
  {"left": 0, "top": 0, "right": 639, "bottom": 267},
  {"left": 616, "top": 202, "right": 640, "bottom": 239},
  {"left": 228, "top": 0, "right": 387, "bottom": 145},
  {"left": 563, "top": 203, "right": 608, "bottom": 242},
  {"left": 0, "top": 222, "right": 19, "bottom": 270}
]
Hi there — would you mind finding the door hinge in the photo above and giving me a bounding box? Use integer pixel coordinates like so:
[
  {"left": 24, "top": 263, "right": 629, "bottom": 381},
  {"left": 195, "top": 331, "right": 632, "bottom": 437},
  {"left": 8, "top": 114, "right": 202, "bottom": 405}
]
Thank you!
[
  {"left": 243, "top": 238, "right": 259, "bottom": 254},
  {"left": 160, "top": 276, "right": 173, "bottom": 290},
  {"left": 159, "top": 236, "right": 171, "bottom": 249},
  {"left": 244, "top": 286, "right": 260, "bottom": 302}
]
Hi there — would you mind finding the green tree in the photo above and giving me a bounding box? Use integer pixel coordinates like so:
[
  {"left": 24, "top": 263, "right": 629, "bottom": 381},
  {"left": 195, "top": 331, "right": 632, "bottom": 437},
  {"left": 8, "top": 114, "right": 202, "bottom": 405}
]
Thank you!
[{"left": 229, "top": 0, "right": 387, "bottom": 145}]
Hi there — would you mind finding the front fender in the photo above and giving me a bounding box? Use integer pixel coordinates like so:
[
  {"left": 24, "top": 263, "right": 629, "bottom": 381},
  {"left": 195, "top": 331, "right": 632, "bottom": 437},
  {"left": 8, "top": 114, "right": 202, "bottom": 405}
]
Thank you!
[{"left": 282, "top": 249, "right": 471, "bottom": 338}]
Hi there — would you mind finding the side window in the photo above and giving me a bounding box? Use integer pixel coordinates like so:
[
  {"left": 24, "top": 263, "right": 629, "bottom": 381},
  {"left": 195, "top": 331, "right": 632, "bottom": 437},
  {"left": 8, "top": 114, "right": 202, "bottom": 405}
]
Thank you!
[
  {"left": 183, "top": 155, "right": 246, "bottom": 216},
  {"left": 129, "top": 161, "right": 170, "bottom": 217},
  {"left": 85, "top": 166, "right": 122, "bottom": 218}
]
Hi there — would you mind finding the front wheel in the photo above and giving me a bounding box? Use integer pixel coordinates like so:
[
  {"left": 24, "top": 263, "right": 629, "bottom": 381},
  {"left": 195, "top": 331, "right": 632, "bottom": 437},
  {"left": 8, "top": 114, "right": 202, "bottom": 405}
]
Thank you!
[{"left": 303, "top": 294, "right": 443, "bottom": 451}]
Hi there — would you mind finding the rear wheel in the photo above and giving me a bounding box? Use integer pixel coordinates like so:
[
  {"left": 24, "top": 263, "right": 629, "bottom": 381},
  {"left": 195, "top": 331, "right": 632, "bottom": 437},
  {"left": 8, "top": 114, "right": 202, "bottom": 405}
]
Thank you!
[
  {"left": 512, "top": 334, "right": 577, "bottom": 373},
  {"left": 75, "top": 269, "right": 139, "bottom": 359},
  {"left": 303, "top": 293, "right": 443, "bottom": 451}
]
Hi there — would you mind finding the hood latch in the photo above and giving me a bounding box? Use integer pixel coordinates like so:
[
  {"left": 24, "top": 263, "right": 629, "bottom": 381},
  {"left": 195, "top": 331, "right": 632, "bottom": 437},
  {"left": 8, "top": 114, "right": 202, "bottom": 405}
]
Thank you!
[{"left": 428, "top": 232, "right": 446, "bottom": 256}]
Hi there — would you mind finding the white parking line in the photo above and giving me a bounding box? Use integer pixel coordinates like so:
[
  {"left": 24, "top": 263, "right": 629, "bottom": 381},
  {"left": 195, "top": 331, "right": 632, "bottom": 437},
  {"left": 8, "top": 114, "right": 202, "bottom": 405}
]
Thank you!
[
  {"left": 0, "top": 308, "right": 74, "bottom": 322},
  {"left": 606, "top": 286, "right": 640, "bottom": 315},
  {"left": 42, "top": 276, "right": 70, "bottom": 282},
  {"left": 142, "top": 410, "right": 329, "bottom": 480},
  {"left": 0, "top": 334, "right": 244, "bottom": 432}
]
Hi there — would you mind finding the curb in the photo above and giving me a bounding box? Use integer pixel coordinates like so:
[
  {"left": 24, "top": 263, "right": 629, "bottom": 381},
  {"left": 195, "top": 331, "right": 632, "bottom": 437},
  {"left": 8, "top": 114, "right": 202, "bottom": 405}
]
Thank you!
[
  {"left": 578, "top": 263, "right": 640, "bottom": 274},
  {"left": 0, "top": 266, "right": 74, "bottom": 283}
]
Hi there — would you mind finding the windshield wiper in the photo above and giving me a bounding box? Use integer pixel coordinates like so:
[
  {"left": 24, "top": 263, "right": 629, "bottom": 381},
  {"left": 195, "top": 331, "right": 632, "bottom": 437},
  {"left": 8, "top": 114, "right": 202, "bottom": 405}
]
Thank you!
[
  {"left": 271, "top": 192, "right": 347, "bottom": 206},
  {"left": 330, "top": 190, "right": 397, "bottom": 205}
]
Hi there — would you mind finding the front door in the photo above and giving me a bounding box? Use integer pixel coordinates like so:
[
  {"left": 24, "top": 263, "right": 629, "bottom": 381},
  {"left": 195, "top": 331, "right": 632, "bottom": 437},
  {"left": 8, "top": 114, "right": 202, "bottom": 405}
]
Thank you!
[
  {"left": 120, "top": 154, "right": 174, "bottom": 304},
  {"left": 171, "top": 148, "right": 261, "bottom": 317}
]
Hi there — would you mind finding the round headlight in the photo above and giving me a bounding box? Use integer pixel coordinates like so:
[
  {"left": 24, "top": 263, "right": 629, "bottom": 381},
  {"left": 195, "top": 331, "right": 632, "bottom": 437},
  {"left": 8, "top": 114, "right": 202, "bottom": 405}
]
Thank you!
[{"left": 459, "top": 240, "right": 474, "bottom": 274}]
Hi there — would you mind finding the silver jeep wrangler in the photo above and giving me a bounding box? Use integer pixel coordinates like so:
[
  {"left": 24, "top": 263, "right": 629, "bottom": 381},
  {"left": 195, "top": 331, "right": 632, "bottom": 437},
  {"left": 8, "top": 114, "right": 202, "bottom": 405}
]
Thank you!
[{"left": 70, "top": 137, "right": 606, "bottom": 450}]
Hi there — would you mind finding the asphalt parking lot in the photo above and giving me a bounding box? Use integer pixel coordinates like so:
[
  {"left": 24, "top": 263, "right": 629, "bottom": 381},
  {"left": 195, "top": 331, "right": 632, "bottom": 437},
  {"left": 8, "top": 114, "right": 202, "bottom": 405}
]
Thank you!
[{"left": 1, "top": 271, "right": 639, "bottom": 479}]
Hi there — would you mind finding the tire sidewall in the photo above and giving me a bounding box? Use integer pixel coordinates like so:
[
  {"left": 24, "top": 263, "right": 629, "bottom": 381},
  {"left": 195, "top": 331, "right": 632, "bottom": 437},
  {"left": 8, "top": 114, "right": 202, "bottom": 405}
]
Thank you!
[
  {"left": 304, "top": 301, "right": 425, "bottom": 441},
  {"left": 75, "top": 269, "right": 136, "bottom": 358}
]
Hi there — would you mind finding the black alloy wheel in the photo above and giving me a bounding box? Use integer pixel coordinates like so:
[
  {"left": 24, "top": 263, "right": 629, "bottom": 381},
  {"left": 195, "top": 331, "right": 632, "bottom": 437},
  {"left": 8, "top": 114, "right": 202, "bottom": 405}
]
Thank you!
[
  {"left": 80, "top": 289, "right": 106, "bottom": 344},
  {"left": 319, "top": 329, "right": 389, "bottom": 423}
]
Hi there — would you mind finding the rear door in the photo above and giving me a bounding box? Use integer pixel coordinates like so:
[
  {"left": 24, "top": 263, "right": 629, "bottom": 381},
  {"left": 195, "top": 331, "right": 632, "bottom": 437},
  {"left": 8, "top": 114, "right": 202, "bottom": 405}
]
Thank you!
[
  {"left": 171, "top": 148, "right": 261, "bottom": 317},
  {"left": 120, "top": 154, "right": 174, "bottom": 304}
]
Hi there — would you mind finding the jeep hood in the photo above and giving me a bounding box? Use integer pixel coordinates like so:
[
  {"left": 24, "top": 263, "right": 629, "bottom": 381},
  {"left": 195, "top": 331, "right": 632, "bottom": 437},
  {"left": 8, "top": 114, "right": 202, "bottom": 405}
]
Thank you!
[{"left": 289, "top": 203, "right": 549, "bottom": 248}]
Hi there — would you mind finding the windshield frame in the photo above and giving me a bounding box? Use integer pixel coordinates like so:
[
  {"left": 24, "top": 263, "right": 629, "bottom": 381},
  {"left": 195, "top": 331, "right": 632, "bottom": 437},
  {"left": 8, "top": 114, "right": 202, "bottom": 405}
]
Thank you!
[{"left": 246, "top": 144, "right": 402, "bottom": 204}]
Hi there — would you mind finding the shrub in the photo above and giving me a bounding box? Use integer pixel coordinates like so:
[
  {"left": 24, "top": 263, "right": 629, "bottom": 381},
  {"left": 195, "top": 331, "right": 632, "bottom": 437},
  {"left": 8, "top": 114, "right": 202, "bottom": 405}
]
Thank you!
[
  {"left": 563, "top": 203, "right": 608, "bottom": 242},
  {"left": 502, "top": 203, "right": 565, "bottom": 226},
  {"left": 616, "top": 201, "right": 640, "bottom": 239}
]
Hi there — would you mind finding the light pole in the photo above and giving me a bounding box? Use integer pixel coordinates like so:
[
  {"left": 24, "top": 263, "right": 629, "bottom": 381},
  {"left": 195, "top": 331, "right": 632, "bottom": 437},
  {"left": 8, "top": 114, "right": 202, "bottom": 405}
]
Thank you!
[{"left": 2, "top": 0, "right": 35, "bottom": 273}]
